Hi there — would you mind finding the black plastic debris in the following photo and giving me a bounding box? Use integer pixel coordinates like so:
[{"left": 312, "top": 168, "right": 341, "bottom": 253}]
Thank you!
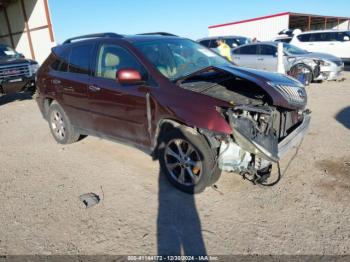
[{"left": 79, "top": 192, "right": 100, "bottom": 208}]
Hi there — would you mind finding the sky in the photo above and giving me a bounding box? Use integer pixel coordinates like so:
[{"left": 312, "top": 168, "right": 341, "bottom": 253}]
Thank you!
[{"left": 49, "top": 0, "right": 350, "bottom": 43}]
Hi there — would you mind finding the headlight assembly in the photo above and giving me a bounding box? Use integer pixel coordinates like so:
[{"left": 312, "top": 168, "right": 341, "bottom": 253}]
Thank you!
[
  {"left": 317, "top": 60, "right": 332, "bottom": 67},
  {"left": 29, "top": 63, "right": 40, "bottom": 75}
]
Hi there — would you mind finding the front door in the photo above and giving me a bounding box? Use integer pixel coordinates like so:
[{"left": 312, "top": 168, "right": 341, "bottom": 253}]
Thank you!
[{"left": 88, "top": 43, "right": 151, "bottom": 147}]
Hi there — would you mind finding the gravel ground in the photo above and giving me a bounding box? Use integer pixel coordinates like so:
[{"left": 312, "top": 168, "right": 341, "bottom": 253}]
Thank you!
[{"left": 0, "top": 73, "right": 350, "bottom": 256}]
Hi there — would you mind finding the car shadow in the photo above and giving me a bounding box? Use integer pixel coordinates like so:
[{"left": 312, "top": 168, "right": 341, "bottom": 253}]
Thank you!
[
  {"left": 336, "top": 106, "right": 350, "bottom": 130},
  {"left": 157, "top": 170, "right": 207, "bottom": 256},
  {"left": 0, "top": 91, "right": 34, "bottom": 106}
]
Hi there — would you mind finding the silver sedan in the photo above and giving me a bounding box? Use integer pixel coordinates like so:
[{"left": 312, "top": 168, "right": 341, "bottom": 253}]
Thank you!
[{"left": 231, "top": 42, "right": 344, "bottom": 82}]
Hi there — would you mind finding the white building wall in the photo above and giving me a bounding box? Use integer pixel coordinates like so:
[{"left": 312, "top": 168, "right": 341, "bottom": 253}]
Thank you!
[
  {"left": 0, "top": 0, "right": 54, "bottom": 64},
  {"left": 209, "top": 14, "right": 290, "bottom": 41},
  {"left": 335, "top": 20, "right": 350, "bottom": 30}
]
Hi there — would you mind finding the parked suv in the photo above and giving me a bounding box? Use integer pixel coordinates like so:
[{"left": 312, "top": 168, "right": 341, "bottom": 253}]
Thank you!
[
  {"left": 36, "top": 33, "right": 311, "bottom": 194},
  {"left": 290, "top": 30, "right": 350, "bottom": 63},
  {"left": 0, "top": 44, "right": 38, "bottom": 94}
]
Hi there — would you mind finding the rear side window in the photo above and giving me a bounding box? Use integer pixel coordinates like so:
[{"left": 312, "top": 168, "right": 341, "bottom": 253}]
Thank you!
[
  {"left": 309, "top": 33, "right": 333, "bottom": 42},
  {"left": 237, "top": 45, "right": 258, "bottom": 55},
  {"left": 69, "top": 43, "right": 94, "bottom": 75},
  {"left": 259, "top": 45, "right": 276, "bottom": 56},
  {"left": 297, "top": 34, "right": 311, "bottom": 42},
  {"left": 199, "top": 40, "right": 210, "bottom": 47},
  {"left": 208, "top": 40, "right": 219, "bottom": 48}
]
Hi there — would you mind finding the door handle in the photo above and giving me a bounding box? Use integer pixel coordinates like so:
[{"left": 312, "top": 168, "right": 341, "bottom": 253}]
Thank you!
[
  {"left": 88, "top": 85, "right": 101, "bottom": 92},
  {"left": 63, "top": 86, "right": 74, "bottom": 92},
  {"left": 52, "top": 79, "right": 61, "bottom": 85}
]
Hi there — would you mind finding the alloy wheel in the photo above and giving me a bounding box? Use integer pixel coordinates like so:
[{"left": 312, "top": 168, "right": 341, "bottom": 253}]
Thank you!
[
  {"left": 50, "top": 110, "right": 66, "bottom": 141},
  {"left": 164, "top": 138, "right": 203, "bottom": 186}
]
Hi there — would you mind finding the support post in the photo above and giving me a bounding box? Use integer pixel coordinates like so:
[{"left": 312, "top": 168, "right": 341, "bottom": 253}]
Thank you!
[{"left": 277, "top": 42, "right": 285, "bottom": 74}]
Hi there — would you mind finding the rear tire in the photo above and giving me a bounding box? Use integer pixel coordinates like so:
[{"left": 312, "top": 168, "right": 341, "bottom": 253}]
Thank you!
[
  {"left": 48, "top": 101, "right": 80, "bottom": 144},
  {"left": 158, "top": 126, "right": 218, "bottom": 194}
]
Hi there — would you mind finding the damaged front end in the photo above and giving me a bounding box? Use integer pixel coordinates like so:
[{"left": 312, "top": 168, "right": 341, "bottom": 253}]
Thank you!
[
  {"left": 180, "top": 66, "right": 311, "bottom": 185},
  {"left": 215, "top": 104, "right": 310, "bottom": 184}
]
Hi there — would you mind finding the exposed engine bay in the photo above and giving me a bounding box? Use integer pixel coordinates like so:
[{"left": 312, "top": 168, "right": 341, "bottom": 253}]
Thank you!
[{"left": 179, "top": 68, "right": 310, "bottom": 185}]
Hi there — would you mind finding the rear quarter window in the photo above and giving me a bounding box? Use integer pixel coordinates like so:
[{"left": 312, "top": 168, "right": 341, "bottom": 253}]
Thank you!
[{"left": 51, "top": 48, "right": 70, "bottom": 72}]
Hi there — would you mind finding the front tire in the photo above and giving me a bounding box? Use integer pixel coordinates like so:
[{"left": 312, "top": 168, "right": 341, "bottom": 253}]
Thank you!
[
  {"left": 158, "top": 127, "right": 218, "bottom": 194},
  {"left": 289, "top": 64, "right": 313, "bottom": 86},
  {"left": 48, "top": 101, "right": 80, "bottom": 144}
]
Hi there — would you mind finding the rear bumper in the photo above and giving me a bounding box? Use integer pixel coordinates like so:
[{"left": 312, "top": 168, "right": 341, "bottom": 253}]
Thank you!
[{"left": 278, "top": 111, "right": 311, "bottom": 159}]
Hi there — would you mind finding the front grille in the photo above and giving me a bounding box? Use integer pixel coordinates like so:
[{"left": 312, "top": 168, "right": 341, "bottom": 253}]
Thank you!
[
  {"left": 0, "top": 64, "right": 31, "bottom": 80},
  {"left": 275, "top": 84, "right": 307, "bottom": 106}
]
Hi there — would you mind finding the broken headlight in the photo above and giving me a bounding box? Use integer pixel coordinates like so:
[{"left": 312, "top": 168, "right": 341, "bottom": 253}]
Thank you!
[{"left": 317, "top": 60, "right": 332, "bottom": 67}]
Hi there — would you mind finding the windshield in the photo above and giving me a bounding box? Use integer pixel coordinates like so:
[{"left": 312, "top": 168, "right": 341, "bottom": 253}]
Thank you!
[
  {"left": 134, "top": 39, "right": 232, "bottom": 80},
  {"left": 0, "top": 45, "right": 19, "bottom": 58},
  {"left": 283, "top": 43, "right": 309, "bottom": 55}
]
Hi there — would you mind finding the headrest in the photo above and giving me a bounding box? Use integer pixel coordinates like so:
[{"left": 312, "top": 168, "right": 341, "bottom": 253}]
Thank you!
[{"left": 105, "top": 53, "right": 120, "bottom": 67}]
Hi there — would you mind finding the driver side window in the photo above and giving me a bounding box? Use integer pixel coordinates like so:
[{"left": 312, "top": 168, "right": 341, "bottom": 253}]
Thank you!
[{"left": 96, "top": 44, "right": 144, "bottom": 80}]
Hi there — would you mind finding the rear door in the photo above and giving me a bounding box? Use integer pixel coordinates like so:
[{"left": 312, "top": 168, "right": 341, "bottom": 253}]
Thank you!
[
  {"left": 231, "top": 45, "right": 259, "bottom": 69},
  {"left": 88, "top": 42, "right": 151, "bottom": 146},
  {"left": 49, "top": 43, "right": 94, "bottom": 130},
  {"left": 257, "top": 44, "right": 278, "bottom": 71},
  {"left": 306, "top": 33, "right": 329, "bottom": 53},
  {"left": 60, "top": 43, "right": 95, "bottom": 130}
]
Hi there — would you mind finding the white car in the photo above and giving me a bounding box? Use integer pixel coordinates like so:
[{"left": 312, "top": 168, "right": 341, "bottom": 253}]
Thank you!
[
  {"left": 290, "top": 30, "right": 350, "bottom": 64},
  {"left": 231, "top": 42, "right": 344, "bottom": 82}
]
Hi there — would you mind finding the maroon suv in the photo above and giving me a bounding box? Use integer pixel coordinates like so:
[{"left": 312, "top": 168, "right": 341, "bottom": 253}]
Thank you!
[{"left": 36, "top": 33, "right": 311, "bottom": 194}]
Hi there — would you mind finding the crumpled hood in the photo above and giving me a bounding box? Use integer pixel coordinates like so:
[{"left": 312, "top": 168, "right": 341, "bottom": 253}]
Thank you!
[
  {"left": 216, "top": 65, "right": 307, "bottom": 110},
  {"left": 297, "top": 52, "right": 342, "bottom": 63}
]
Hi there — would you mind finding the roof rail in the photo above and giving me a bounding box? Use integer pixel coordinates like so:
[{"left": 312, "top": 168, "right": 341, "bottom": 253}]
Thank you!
[
  {"left": 137, "top": 32, "right": 178, "bottom": 37},
  {"left": 63, "top": 33, "right": 124, "bottom": 44}
]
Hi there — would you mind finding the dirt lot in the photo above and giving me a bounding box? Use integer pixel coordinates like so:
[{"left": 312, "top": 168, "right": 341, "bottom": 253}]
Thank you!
[{"left": 1, "top": 73, "right": 350, "bottom": 256}]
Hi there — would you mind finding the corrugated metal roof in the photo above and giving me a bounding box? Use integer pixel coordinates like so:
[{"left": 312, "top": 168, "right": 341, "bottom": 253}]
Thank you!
[{"left": 209, "top": 12, "right": 350, "bottom": 29}]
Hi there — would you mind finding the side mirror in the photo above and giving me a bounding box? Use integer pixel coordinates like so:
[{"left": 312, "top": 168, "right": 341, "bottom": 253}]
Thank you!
[
  {"left": 117, "top": 69, "right": 144, "bottom": 85},
  {"left": 343, "top": 36, "right": 350, "bottom": 41}
]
